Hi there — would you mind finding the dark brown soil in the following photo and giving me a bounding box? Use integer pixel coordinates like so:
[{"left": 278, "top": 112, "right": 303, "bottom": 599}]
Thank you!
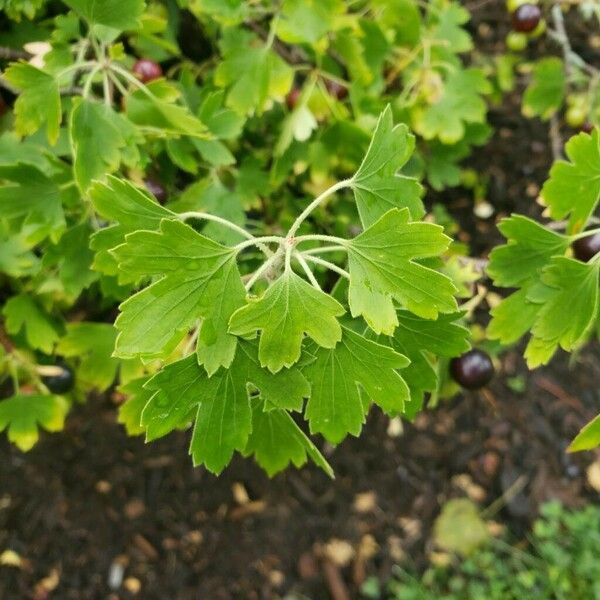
[
  {"left": 1, "top": 344, "right": 598, "bottom": 600},
  {"left": 2, "top": 3, "right": 600, "bottom": 600}
]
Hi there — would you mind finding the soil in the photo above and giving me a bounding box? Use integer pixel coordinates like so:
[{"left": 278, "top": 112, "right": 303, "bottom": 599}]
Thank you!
[{"left": 1, "top": 3, "right": 600, "bottom": 600}]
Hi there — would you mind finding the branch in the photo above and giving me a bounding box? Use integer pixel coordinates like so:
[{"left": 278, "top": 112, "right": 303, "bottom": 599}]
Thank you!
[
  {"left": 0, "top": 46, "right": 31, "bottom": 61},
  {"left": 0, "top": 323, "right": 14, "bottom": 353}
]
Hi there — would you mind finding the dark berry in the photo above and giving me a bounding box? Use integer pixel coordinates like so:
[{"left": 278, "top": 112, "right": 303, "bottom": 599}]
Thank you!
[
  {"left": 450, "top": 349, "right": 494, "bottom": 390},
  {"left": 286, "top": 87, "right": 301, "bottom": 110},
  {"left": 581, "top": 123, "right": 594, "bottom": 134},
  {"left": 42, "top": 366, "right": 75, "bottom": 394},
  {"left": 512, "top": 4, "right": 542, "bottom": 33},
  {"left": 132, "top": 59, "right": 163, "bottom": 83},
  {"left": 144, "top": 177, "right": 168, "bottom": 204},
  {"left": 572, "top": 233, "right": 600, "bottom": 263},
  {"left": 324, "top": 79, "right": 348, "bottom": 100}
]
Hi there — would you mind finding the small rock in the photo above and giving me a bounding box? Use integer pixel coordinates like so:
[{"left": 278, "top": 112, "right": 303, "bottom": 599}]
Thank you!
[
  {"left": 353, "top": 492, "right": 377, "bottom": 514},
  {"left": 124, "top": 577, "right": 141, "bottom": 595},
  {"left": 124, "top": 499, "right": 145, "bottom": 519}
]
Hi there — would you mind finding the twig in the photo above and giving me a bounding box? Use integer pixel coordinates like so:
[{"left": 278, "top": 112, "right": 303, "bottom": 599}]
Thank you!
[
  {"left": 549, "top": 5, "right": 599, "bottom": 78},
  {"left": 0, "top": 46, "right": 31, "bottom": 61},
  {"left": 549, "top": 114, "right": 564, "bottom": 161},
  {"left": 0, "top": 323, "right": 14, "bottom": 353}
]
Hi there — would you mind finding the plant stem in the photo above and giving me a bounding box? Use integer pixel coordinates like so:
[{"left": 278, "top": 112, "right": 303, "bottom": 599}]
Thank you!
[
  {"left": 286, "top": 179, "right": 353, "bottom": 238},
  {"left": 295, "top": 233, "right": 348, "bottom": 245},
  {"left": 294, "top": 252, "right": 321, "bottom": 289},
  {"left": 82, "top": 64, "right": 103, "bottom": 99},
  {"left": 177, "top": 212, "right": 275, "bottom": 256},
  {"left": 108, "top": 70, "right": 129, "bottom": 97},
  {"left": 571, "top": 227, "right": 600, "bottom": 241},
  {"left": 110, "top": 64, "right": 156, "bottom": 100},
  {"left": 234, "top": 236, "right": 283, "bottom": 253},
  {"left": 302, "top": 254, "right": 350, "bottom": 279},
  {"left": 55, "top": 60, "right": 97, "bottom": 80},
  {"left": 301, "top": 245, "right": 348, "bottom": 255},
  {"left": 245, "top": 253, "right": 280, "bottom": 291},
  {"left": 102, "top": 70, "right": 111, "bottom": 106}
]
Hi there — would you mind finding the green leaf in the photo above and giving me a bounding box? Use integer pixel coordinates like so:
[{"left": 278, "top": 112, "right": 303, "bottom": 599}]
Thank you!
[
  {"left": 126, "top": 80, "right": 208, "bottom": 138},
  {"left": 171, "top": 178, "right": 246, "bottom": 245},
  {"left": 43, "top": 223, "right": 97, "bottom": 298},
  {"left": 0, "top": 232, "right": 39, "bottom": 277},
  {"left": 0, "top": 394, "right": 68, "bottom": 451},
  {"left": 0, "top": 162, "right": 65, "bottom": 242},
  {"left": 63, "top": 0, "right": 145, "bottom": 30},
  {"left": 229, "top": 270, "right": 345, "bottom": 373},
  {"left": 522, "top": 58, "right": 565, "bottom": 120},
  {"left": 487, "top": 215, "right": 570, "bottom": 286},
  {"left": 244, "top": 400, "right": 333, "bottom": 477},
  {"left": 57, "top": 322, "right": 141, "bottom": 390},
  {"left": 3, "top": 294, "right": 61, "bottom": 353},
  {"left": 525, "top": 257, "right": 599, "bottom": 366},
  {"left": 304, "top": 327, "right": 410, "bottom": 443},
  {"left": 141, "top": 341, "right": 310, "bottom": 473},
  {"left": 4, "top": 63, "right": 61, "bottom": 144},
  {"left": 112, "top": 219, "right": 245, "bottom": 371},
  {"left": 117, "top": 377, "right": 152, "bottom": 436},
  {"left": 346, "top": 208, "right": 457, "bottom": 331},
  {"left": 541, "top": 130, "right": 600, "bottom": 233},
  {"left": 277, "top": 0, "right": 343, "bottom": 44},
  {"left": 90, "top": 176, "right": 174, "bottom": 275},
  {"left": 197, "top": 90, "right": 245, "bottom": 139},
  {"left": 372, "top": 0, "right": 421, "bottom": 47},
  {"left": 70, "top": 99, "right": 139, "bottom": 192},
  {"left": 412, "top": 68, "right": 490, "bottom": 144},
  {"left": 215, "top": 28, "right": 293, "bottom": 115},
  {"left": 428, "top": 1, "right": 472, "bottom": 56},
  {"left": 568, "top": 413, "right": 600, "bottom": 452},
  {"left": 488, "top": 286, "right": 540, "bottom": 345},
  {"left": 351, "top": 105, "right": 423, "bottom": 227},
  {"left": 391, "top": 311, "right": 470, "bottom": 409}
]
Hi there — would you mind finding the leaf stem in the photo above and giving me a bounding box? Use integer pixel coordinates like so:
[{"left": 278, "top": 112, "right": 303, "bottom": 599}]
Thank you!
[
  {"left": 177, "top": 212, "right": 274, "bottom": 256},
  {"left": 301, "top": 245, "right": 348, "bottom": 255},
  {"left": 286, "top": 179, "right": 353, "bottom": 238},
  {"left": 109, "top": 64, "right": 156, "bottom": 101},
  {"left": 302, "top": 254, "right": 350, "bottom": 279},
  {"left": 234, "top": 236, "right": 284, "bottom": 253},
  {"left": 294, "top": 252, "right": 321, "bottom": 289},
  {"left": 55, "top": 60, "right": 97, "bottom": 80},
  {"left": 245, "top": 251, "right": 281, "bottom": 291},
  {"left": 295, "top": 233, "right": 348, "bottom": 245},
  {"left": 82, "top": 64, "right": 103, "bottom": 99},
  {"left": 571, "top": 227, "right": 600, "bottom": 241}
]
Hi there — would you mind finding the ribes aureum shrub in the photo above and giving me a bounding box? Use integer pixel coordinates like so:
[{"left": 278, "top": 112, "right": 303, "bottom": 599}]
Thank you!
[{"left": 0, "top": 0, "right": 597, "bottom": 473}]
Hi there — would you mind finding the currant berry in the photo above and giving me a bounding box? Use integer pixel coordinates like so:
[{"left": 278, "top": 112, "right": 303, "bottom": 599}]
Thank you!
[
  {"left": 450, "top": 349, "right": 494, "bottom": 390},
  {"left": 324, "top": 79, "right": 348, "bottom": 100},
  {"left": 566, "top": 106, "right": 586, "bottom": 128},
  {"left": 132, "top": 59, "right": 163, "bottom": 83},
  {"left": 286, "top": 87, "right": 301, "bottom": 110},
  {"left": 42, "top": 365, "right": 75, "bottom": 394},
  {"left": 506, "top": 31, "right": 528, "bottom": 52},
  {"left": 512, "top": 4, "right": 542, "bottom": 33},
  {"left": 144, "top": 177, "right": 168, "bottom": 204},
  {"left": 572, "top": 233, "right": 600, "bottom": 263},
  {"left": 581, "top": 123, "right": 594, "bottom": 134}
]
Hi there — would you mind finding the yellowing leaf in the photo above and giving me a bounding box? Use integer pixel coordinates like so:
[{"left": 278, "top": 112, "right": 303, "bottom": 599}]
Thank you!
[{"left": 0, "top": 395, "right": 68, "bottom": 451}]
